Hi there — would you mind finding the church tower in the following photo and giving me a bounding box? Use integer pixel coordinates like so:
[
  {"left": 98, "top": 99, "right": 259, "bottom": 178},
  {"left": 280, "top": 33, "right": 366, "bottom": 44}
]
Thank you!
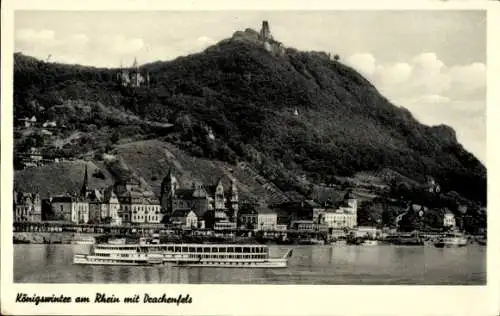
[
  {"left": 229, "top": 179, "right": 239, "bottom": 223},
  {"left": 160, "top": 168, "right": 178, "bottom": 214}
]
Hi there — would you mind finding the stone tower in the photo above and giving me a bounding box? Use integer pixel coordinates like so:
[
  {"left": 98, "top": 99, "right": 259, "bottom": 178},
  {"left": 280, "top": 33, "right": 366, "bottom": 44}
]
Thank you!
[
  {"left": 214, "top": 178, "right": 225, "bottom": 210},
  {"left": 260, "top": 20, "right": 272, "bottom": 41},
  {"left": 160, "top": 168, "right": 178, "bottom": 214},
  {"left": 229, "top": 179, "right": 239, "bottom": 222}
]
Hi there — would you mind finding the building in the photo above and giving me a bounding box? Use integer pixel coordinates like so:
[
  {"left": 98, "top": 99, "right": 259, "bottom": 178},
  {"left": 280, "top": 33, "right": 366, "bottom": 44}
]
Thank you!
[
  {"left": 87, "top": 189, "right": 106, "bottom": 223},
  {"left": 170, "top": 209, "right": 198, "bottom": 229},
  {"left": 323, "top": 211, "right": 356, "bottom": 229},
  {"left": 320, "top": 191, "right": 358, "bottom": 229},
  {"left": 13, "top": 191, "right": 42, "bottom": 222},
  {"left": 104, "top": 188, "right": 122, "bottom": 226},
  {"left": 18, "top": 116, "right": 37, "bottom": 128},
  {"left": 290, "top": 220, "right": 328, "bottom": 232},
  {"left": 239, "top": 204, "right": 278, "bottom": 231},
  {"left": 443, "top": 209, "right": 456, "bottom": 228},
  {"left": 42, "top": 120, "right": 57, "bottom": 128},
  {"left": 117, "top": 58, "right": 150, "bottom": 88},
  {"left": 77, "top": 166, "right": 123, "bottom": 225},
  {"left": 256, "top": 209, "right": 278, "bottom": 231},
  {"left": 51, "top": 196, "right": 76, "bottom": 222},
  {"left": 160, "top": 169, "right": 239, "bottom": 227},
  {"left": 74, "top": 198, "right": 89, "bottom": 224},
  {"left": 426, "top": 177, "right": 441, "bottom": 194},
  {"left": 117, "top": 187, "right": 162, "bottom": 224}
]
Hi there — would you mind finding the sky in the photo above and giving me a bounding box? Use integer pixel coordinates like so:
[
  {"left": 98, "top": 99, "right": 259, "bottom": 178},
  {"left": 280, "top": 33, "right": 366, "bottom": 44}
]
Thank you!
[{"left": 14, "top": 11, "right": 487, "bottom": 164}]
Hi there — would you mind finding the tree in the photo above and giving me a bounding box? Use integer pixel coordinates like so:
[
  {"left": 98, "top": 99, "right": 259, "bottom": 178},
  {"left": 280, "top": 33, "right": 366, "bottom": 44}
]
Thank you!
[
  {"left": 398, "top": 211, "right": 421, "bottom": 232},
  {"left": 381, "top": 206, "right": 398, "bottom": 228}
]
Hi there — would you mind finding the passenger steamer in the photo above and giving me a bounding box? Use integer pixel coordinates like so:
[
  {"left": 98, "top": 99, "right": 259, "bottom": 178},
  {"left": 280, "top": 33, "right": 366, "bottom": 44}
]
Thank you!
[{"left": 74, "top": 239, "right": 292, "bottom": 268}]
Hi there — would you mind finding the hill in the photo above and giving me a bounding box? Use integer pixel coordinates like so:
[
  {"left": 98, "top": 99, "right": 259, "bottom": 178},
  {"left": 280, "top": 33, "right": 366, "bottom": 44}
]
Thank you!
[
  {"left": 13, "top": 26, "right": 486, "bottom": 204},
  {"left": 14, "top": 139, "right": 295, "bottom": 204},
  {"left": 14, "top": 160, "right": 114, "bottom": 197}
]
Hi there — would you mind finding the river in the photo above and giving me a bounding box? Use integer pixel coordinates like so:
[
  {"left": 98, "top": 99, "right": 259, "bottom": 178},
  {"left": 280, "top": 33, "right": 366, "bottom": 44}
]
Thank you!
[{"left": 14, "top": 244, "right": 485, "bottom": 284}]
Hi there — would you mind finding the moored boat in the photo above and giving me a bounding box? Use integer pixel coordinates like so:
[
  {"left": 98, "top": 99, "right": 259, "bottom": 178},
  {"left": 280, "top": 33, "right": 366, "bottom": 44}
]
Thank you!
[
  {"left": 389, "top": 233, "right": 424, "bottom": 246},
  {"left": 476, "top": 237, "right": 487, "bottom": 246},
  {"left": 70, "top": 235, "right": 96, "bottom": 245},
  {"left": 434, "top": 232, "right": 468, "bottom": 248},
  {"left": 362, "top": 239, "right": 378, "bottom": 246},
  {"left": 73, "top": 242, "right": 292, "bottom": 268},
  {"left": 107, "top": 238, "right": 126, "bottom": 245},
  {"left": 297, "top": 238, "right": 325, "bottom": 245}
]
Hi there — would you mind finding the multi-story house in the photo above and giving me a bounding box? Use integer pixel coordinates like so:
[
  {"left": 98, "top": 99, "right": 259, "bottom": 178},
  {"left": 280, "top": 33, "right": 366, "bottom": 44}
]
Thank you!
[
  {"left": 13, "top": 191, "right": 42, "bottom": 222},
  {"left": 160, "top": 169, "right": 239, "bottom": 228},
  {"left": 443, "top": 209, "right": 456, "bottom": 228},
  {"left": 170, "top": 209, "right": 198, "bottom": 229}
]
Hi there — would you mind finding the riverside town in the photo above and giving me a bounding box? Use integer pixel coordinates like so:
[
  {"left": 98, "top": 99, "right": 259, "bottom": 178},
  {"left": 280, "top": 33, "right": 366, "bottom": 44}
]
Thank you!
[{"left": 13, "top": 18, "right": 487, "bottom": 284}]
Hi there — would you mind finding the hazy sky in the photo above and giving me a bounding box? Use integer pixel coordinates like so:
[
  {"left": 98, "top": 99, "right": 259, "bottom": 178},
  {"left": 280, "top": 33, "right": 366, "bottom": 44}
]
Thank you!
[{"left": 14, "top": 11, "right": 486, "bottom": 164}]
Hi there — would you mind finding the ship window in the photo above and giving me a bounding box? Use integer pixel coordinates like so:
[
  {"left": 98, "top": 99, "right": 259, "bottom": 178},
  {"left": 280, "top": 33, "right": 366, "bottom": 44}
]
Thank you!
[
  {"left": 197, "top": 247, "right": 202, "bottom": 252},
  {"left": 182, "top": 247, "right": 188, "bottom": 252},
  {"left": 227, "top": 247, "right": 234, "bottom": 253},
  {"left": 188, "top": 247, "right": 194, "bottom": 252},
  {"left": 218, "top": 247, "right": 225, "bottom": 253},
  {"left": 212, "top": 247, "right": 218, "bottom": 253},
  {"left": 243, "top": 247, "right": 250, "bottom": 253},
  {"left": 235, "top": 247, "right": 242, "bottom": 253},
  {"left": 203, "top": 247, "right": 209, "bottom": 253}
]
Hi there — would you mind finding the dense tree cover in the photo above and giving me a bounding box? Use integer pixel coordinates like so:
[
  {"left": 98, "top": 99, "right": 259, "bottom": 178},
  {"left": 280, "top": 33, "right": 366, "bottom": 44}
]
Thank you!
[{"left": 13, "top": 31, "right": 486, "bottom": 204}]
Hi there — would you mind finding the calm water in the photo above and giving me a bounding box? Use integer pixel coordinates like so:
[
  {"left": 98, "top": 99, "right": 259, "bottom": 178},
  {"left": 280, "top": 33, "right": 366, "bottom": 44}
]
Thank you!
[{"left": 14, "top": 244, "right": 486, "bottom": 284}]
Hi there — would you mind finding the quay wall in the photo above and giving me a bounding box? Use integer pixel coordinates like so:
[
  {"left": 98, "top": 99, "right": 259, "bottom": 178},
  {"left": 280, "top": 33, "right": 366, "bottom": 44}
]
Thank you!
[{"left": 13, "top": 232, "right": 100, "bottom": 244}]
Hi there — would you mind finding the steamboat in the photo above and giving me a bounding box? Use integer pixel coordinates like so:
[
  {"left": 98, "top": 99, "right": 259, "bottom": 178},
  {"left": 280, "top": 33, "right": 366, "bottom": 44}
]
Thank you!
[{"left": 73, "top": 238, "right": 292, "bottom": 268}]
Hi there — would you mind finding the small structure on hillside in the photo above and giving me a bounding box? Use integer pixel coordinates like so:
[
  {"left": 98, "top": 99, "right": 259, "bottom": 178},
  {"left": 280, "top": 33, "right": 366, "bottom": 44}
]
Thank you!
[{"left": 117, "top": 58, "right": 150, "bottom": 88}]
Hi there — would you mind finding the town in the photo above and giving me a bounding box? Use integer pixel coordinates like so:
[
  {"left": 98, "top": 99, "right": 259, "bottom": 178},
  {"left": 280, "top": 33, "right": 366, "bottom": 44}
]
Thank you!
[
  {"left": 12, "top": 20, "right": 487, "bottom": 248},
  {"left": 14, "top": 161, "right": 482, "bottom": 246}
]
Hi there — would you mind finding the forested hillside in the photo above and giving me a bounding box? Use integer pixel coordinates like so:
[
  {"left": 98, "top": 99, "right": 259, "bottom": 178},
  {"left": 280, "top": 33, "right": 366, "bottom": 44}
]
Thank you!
[{"left": 13, "top": 28, "right": 486, "bottom": 204}]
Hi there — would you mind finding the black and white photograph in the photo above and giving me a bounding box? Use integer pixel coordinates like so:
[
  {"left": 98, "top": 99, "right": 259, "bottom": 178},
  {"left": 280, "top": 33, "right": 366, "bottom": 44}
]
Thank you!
[{"left": 1, "top": 1, "right": 499, "bottom": 315}]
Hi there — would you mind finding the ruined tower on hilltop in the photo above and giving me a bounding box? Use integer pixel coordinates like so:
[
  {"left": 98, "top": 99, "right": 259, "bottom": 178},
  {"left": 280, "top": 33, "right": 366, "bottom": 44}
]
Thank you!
[
  {"left": 259, "top": 20, "right": 273, "bottom": 41},
  {"left": 257, "top": 20, "right": 285, "bottom": 56}
]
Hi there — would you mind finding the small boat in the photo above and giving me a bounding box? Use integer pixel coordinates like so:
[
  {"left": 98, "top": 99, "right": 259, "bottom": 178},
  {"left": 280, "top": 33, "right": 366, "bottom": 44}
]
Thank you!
[
  {"left": 346, "top": 237, "right": 364, "bottom": 245},
  {"left": 297, "top": 238, "right": 325, "bottom": 245},
  {"left": 476, "top": 237, "right": 487, "bottom": 246},
  {"left": 74, "top": 242, "right": 292, "bottom": 268},
  {"left": 434, "top": 232, "right": 468, "bottom": 248},
  {"left": 391, "top": 233, "right": 424, "bottom": 246},
  {"left": 362, "top": 239, "right": 378, "bottom": 246},
  {"left": 107, "top": 238, "right": 126, "bottom": 245},
  {"left": 70, "top": 236, "right": 96, "bottom": 245}
]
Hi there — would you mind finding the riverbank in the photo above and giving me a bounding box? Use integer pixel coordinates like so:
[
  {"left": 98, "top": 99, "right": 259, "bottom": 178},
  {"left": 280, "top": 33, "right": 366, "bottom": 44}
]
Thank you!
[{"left": 13, "top": 232, "right": 101, "bottom": 244}]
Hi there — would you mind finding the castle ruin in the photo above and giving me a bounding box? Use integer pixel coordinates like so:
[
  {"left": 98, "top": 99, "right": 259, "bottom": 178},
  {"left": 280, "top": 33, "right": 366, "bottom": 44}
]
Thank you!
[{"left": 258, "top": 21, "right": 285, "bottom": 56}]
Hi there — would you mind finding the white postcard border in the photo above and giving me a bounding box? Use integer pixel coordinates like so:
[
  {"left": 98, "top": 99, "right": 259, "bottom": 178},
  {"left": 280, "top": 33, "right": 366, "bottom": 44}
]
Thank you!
[{"left": 1, "top": 1, "right": 499, "bottom": 315}]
